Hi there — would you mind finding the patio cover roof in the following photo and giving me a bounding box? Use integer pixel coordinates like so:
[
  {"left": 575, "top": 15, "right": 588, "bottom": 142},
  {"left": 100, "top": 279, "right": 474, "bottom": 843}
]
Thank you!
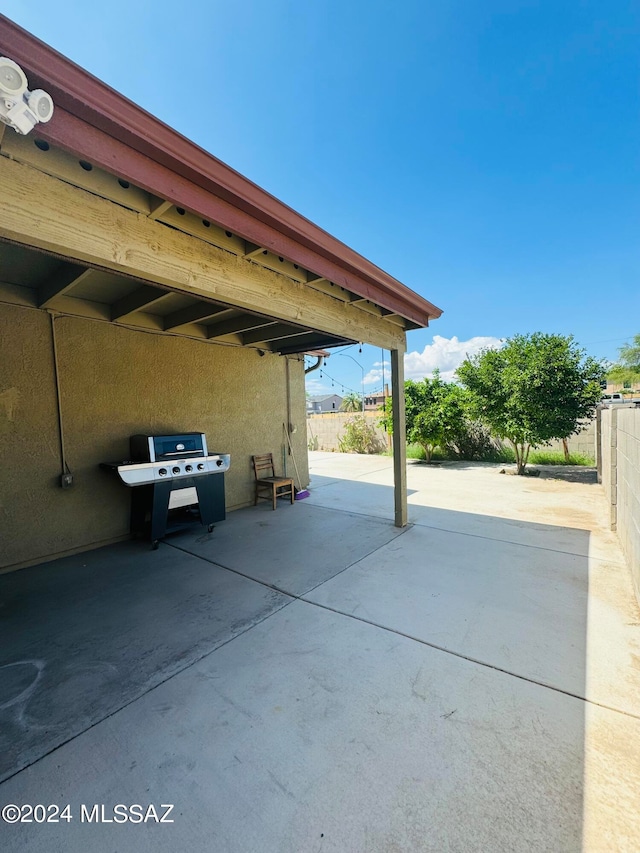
[{"left": 0, "top": 15, "right": 442, "bottom": 354}]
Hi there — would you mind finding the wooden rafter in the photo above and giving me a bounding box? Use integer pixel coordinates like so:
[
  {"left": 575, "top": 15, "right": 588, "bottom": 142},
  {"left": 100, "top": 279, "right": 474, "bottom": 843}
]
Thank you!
[
  {"left": 38, "top": 263, "right": 94, "bottom": 307},
  {"left": 111, "top": 285, "right": 171, "bottom": 320},
  {"left": 277, "top": 333, "right": 353, "bottom": 354},
  {"left": 241, "top": 323, "right": 309, "bottom": 346},
  {"left": 163, "top": 303, "right": 230, "bottom": 330},
  {"left": 207, "top": 315, "right": 276, "bottom": 340},
  {"left": 148, "top": 199, "right": 173, "bottom": 221},
  {"left": 244, "top": 243, "right": 268, "bottom": 260}
]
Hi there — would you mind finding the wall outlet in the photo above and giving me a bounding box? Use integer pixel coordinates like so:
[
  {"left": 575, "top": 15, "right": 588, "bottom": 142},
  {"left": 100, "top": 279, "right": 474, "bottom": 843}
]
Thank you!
[{"left": 60, "top": 473, "right": 74, "bottom": 489}]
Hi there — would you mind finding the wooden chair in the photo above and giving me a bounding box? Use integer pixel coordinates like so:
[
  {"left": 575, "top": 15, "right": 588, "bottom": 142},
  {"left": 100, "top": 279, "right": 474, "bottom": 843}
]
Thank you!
[{"left": 252, "top": 453, "right": 295, "bottom": 510}]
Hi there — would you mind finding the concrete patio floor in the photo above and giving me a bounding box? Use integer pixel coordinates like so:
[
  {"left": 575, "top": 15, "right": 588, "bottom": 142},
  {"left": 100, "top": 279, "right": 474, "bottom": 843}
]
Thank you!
[{"left": 1, "top": 453, "right": 639, "bottom": 851}]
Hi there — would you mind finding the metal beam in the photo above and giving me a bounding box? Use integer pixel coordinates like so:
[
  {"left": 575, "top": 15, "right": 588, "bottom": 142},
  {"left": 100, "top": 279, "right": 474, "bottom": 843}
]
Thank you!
[
  {"left": 111, "top": 285, "right": 170, "bottom": 320},
  {"left": 163, "top": 303, "right": 230, "bottom": 330},
  {"left": 38, "top": 263, "right": 94, "bottom": 307},
  {"left": 391, "top": 347, "right": 407, "bottom": 528}
]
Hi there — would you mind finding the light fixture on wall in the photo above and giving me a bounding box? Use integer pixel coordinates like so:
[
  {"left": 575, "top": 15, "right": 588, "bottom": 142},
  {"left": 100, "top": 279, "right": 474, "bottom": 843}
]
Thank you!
[{"left": 0, "top": 56, "right": 54, "bottom": 135}]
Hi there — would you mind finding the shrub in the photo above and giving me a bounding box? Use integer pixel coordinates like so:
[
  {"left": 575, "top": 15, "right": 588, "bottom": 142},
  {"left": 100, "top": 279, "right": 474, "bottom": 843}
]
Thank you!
[
  {"left": 338, "top": 415, "right": 385, "bottom": 454},
  {"left": 447, "top": 420, "right": 499, "bottom": 460}
]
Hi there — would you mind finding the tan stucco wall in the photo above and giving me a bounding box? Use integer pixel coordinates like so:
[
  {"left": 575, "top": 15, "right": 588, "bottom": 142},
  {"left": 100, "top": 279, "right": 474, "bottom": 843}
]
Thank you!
[{"left": 0, "top": 303, "right": 308, "bottom": 570}]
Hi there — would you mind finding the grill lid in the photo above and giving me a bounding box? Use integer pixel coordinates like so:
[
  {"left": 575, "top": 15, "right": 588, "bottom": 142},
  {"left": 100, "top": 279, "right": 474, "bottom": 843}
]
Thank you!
[{"left": 130, "top": 432, "right": 208, "bottom": 462}]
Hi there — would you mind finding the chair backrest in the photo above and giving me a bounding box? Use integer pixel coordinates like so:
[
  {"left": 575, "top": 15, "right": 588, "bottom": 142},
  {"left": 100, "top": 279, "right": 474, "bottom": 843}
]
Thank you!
[{"left": 252, "top": 453, "right": 276, "bottom": 480}]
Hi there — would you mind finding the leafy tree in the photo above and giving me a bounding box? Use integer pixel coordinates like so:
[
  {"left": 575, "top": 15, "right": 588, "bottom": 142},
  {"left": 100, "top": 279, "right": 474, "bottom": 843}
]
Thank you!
[
  {"left": 340, "top": 392, "right": 363, "bottom": 412},
  {"left": 457, "top": 333, "right": 605, "bottom": 474},
  {"left": 380, "top": 370, "right": 466, "bottom": 462},
  {"left": 607, "top": 333, "right": 640, "bottom": 389}
]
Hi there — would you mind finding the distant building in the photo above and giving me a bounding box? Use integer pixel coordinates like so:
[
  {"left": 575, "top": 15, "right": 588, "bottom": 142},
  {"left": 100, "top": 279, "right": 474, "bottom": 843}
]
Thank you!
[
  {"left": 364, "top": 385, "right": 389, "bottom": 411},
  {"left": 307, "top": 394, "right": 343, "bottom": 414}
]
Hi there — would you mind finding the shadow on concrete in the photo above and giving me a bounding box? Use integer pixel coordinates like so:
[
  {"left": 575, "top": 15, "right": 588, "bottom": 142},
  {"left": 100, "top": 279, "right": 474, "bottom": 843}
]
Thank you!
[
  {"left": 0, "top": 501, "right": 403, "bottom": 783},
  {"left": 173, "top": 501, "right": 404, "bottom": 595},
  {"left": 0, "top": 488, "right": 591, "bottom": 851},
  {"left": 536, "top": 465, "right": 598, "bottom": 484},
  {"left": 0, "top": 540, "right": 289, "bottom": 782}
]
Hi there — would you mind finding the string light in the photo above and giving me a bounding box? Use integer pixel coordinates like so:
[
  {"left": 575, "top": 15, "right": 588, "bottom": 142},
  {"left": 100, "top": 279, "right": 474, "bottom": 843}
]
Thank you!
[
  {"left": 308, "top": 366, "right": 362, "bottom": 396},
  {"left": 305, "top": 354, "right": 369, "bottom": 398}
]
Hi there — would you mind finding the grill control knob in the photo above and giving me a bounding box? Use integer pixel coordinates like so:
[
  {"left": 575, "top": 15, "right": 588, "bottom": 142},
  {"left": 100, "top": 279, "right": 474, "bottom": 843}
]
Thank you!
[
  {"left": 197, "top": 463, "right": 205, "bottom": 471},
  {"left": 185, "top": 464, "right": 193, "bottom": 473},
  {"left": 172, "top": 466, "right": 181, "bottom": 475},
  {"left": 158, "top": 468, "right": 168, "bottom": 476},
  {"left": 216, "top": 459, "right": 223, "bottom": 467}
]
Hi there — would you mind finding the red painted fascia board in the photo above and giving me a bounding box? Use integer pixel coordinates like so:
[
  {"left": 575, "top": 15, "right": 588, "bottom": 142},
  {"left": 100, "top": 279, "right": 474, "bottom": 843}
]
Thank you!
[{"left": 0, "top": 15, "right": 442, "bottom": 326}]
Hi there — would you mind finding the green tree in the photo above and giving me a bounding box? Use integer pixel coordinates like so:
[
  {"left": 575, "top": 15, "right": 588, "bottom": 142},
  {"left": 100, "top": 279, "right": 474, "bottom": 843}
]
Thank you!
[
  {"left": 457, "top": 333, "right": 605, "bottom": 475},
  {"left": 340, "top": 392, "right": 363, "bottom": 412},
  {"left": 607, "top": 333, "right": 640, "bottom": 389},
  {"left": 381, "top": 370, "right": 466, "bottom": 462}
]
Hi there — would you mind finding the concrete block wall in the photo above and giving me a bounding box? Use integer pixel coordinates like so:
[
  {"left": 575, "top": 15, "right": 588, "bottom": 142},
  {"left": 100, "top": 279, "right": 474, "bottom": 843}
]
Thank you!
[
  {"left": 600, "top": 407, "right": 640, "bottom": 603},
  {"left": 307, "top": 412, "right": 390, "bottom": 452},
  {"left": 599, "top": 408, "right": 616, "bottom": 528},
  {"left": 616, "top": 409, "right": 640, "bottom": 602},
  {"left": 541, "top": 420, "right": 596, "bottom": 457},
  {"left": 308, "top": 413, "right": 595, "bottom": 458}
]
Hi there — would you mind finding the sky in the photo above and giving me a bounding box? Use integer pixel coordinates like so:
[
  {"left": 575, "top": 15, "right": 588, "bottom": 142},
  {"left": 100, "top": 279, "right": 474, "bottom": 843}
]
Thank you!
[{"left": 5, "top": 0, "right": 638, "bottom": 398}]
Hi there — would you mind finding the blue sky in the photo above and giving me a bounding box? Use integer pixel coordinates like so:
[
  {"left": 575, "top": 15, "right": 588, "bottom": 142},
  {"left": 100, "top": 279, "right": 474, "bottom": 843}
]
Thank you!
[{"left": 5, "top": 0, "right": 638, "bottom": 397}]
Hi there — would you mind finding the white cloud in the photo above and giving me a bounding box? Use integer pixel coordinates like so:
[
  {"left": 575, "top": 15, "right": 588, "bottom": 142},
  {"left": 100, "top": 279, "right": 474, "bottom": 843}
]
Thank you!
[
  {"left": 404, "top": 335, "right": 503, "bottom": 382},
  {"left": 305, "top": 377, "right": 331, "bottom": 395},
  {"left": 363, "top": 360, "right": 390, "bottom": 386}
]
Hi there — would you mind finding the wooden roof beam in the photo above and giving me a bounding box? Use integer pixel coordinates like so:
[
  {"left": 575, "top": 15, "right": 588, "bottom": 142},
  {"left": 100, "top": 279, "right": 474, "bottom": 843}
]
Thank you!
[
  {"left": 163, "top": 303, "right": 230, "bottom": 330},
  {"left": 241, "top": 323, "right": 309, "bottom": 346},
  {"left": 244, "top": 242, "right": 268, "bottom": 260},
  {"left": 111, "top": 284, "right": 171, "bottom": 320},
  {"left": 148, "top": 199, "right": 173, "bottom": 221},
  {"left": 207, "top": 314, "right": 276, "bottom": 340},
  {"left": 38, "top": 263, "right": 95, "bottom": 307},
  {"left": 277, "top": 334, "right": 354, "bottom": 354},
  {"left": 306, "top": 274, "right": 354, "bottom": 303}
]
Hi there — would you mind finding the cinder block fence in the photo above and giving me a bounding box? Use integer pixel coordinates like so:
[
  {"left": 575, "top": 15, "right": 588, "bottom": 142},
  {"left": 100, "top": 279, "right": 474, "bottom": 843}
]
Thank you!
[{"left": 598, "top": 407, "right": 640, "bottom": 603}]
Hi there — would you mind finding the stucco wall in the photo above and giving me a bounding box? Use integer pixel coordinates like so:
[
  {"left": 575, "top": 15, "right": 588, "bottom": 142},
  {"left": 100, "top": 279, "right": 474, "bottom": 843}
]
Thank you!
[
  {"left": 600, "top": 407, "right": 640, "bottom": 603},
  {"left": 0, "top": 303, "right": 308, "bottom": 570}
]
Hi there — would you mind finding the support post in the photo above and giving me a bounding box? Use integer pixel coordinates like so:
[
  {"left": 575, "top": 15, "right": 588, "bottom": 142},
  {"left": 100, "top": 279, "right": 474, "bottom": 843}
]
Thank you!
[{"left": 391, "top": 347, "right": 407, "bottom": 527}]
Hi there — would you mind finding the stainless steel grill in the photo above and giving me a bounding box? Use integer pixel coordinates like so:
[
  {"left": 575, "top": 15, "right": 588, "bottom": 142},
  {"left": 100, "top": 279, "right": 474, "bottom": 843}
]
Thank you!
[{"left": 102, "top": 432, "right": 230, "bottom": 548}]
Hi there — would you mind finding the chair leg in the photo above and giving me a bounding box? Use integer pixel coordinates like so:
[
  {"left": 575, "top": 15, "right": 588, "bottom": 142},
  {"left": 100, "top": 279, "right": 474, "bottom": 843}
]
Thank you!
[
  {"left": 272, "top": 486, "right": 276, "bottom": 510},
  {"left": 290, "top": 484, "right": 294, "bottom": 504}
]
